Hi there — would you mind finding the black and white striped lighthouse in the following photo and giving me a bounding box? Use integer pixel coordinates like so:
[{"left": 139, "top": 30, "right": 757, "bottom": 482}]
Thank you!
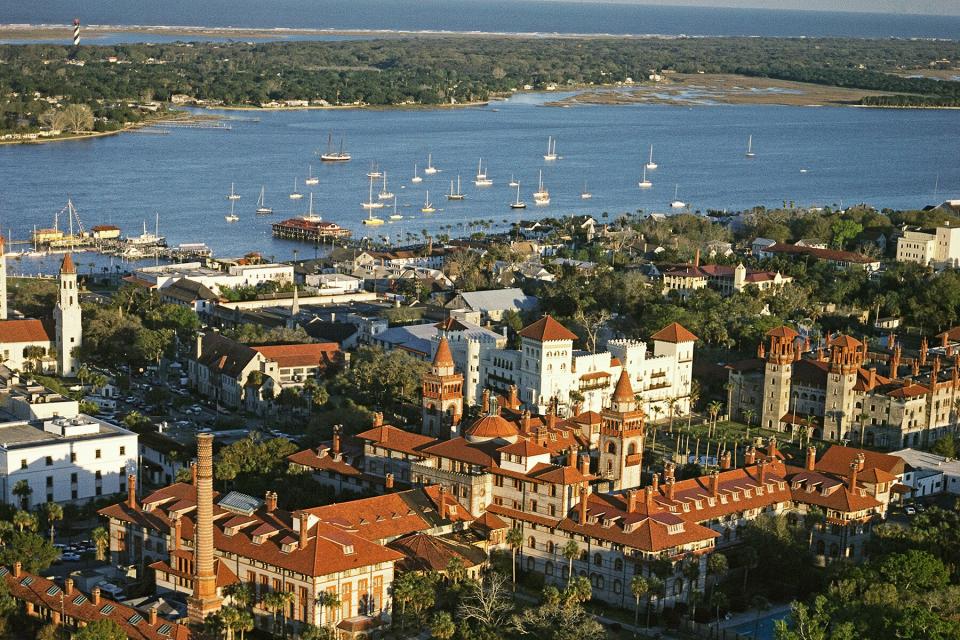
[{"left": 72, "top": 19, "right": 80, "bottom": 46}]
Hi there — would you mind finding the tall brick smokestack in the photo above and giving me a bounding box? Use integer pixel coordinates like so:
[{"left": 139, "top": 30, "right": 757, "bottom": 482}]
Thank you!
[{"left": 188, "top": 433, "right": 221, "bottom": 623}]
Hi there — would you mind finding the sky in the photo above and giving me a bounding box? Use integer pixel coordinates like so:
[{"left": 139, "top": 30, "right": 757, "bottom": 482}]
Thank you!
[{"left": 585, "top": 0, "right": 960, "bottom": 16}]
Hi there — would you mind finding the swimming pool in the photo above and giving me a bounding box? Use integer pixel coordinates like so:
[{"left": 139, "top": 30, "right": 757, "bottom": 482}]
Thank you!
[{"left": 730, "top": 612, "right": 791, "bottom": 640}]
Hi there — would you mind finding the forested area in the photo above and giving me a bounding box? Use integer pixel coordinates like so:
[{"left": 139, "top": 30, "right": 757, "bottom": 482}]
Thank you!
[{"left": 1, "top": 35, "right": 958, "bottom": 132}]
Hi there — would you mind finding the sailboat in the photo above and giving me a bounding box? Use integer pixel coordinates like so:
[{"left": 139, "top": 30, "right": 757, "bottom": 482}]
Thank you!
[
  {"left": 362, "top": 175, "right": 385, "bottom": 209},
  {"left": 670, "top": 184, "right": 686, "bottom": 209},
  {"left": 509, "top": 174, "right": 519, "bottom": 187},
  {"left": 289, "top": 178, "right": 303, "bottom": 200},
  {"left": 638, "top": 166, "right": 652, "bottom": 189},
  {"left": 424, "top": 153, "right": 438, "bottom": 175},
  {"left": 543, "top": 136, "right": 558, "bottom": 161},
  {"left": 305, "top": 165, "right": 319, "bottom": 185},
  {"left": 581, "top": 181, "right": 592, "bottom": 199},
  {"left": 390, "top": 197, "right": 403, "bottom": 220},
  {"left": 745, "top": 135, "right": 755, "bottom": 158},
  {"left": 226, "top": 182, "right": 241, "bottom": 201},
  {"left": 510, "top": 182, "right": 526, "bottom": 209},
  {"left": 412, "top": 163, "right": 423, "bottom": 183},
  {"left": 448, "top": 175, "right": 465, "bottom": 200},
  {"left": 363, "top": 206, "right": 385, "bottom": 226},
  {"left": 225, "top": 199, "right": 239, "bottom": 223},
  {"left": 319, "top": 133, "right": 351, "bottom": 162},
  {"left": 645, "top": 144, "right": 658, "bottom": 170},
  {"left": 421, "top": 191, "right": 436, "bottom": 213},
  {"left": 533, "top": 170, "right": 550, "bottom": 205},
  {"left": 304, "top": 192, "right": 321, "bottom": 222},
  {"left": 256, "top": 186, "right": 273, "bottom": 214},
  {"left": 378, "top": 172, "right": 394, "bottom": 200},
  {"left": 474, "top": 159, "right": 493, "bottom": 187}
]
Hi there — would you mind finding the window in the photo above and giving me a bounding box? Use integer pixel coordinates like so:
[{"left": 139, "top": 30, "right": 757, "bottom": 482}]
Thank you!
[
  {"left": 545, "top": 561, "right": 554, "bottom": 576},
  {"left": 593, "top": 553, "right": 603, "bottom": 567},
  {"left": 614, "top": 579, "right": 622, "bottom": 594},
  {"left": 71, "top": 473, "right": 78, "bottom": 483},
  {"left": 45, "top": 456, "right": 53, "bottom": 466},
  {"left": 528, "top": 536, "right": 536, "bottom": 549},
  {"left": 95, "top": 449, "right": 102, "bottom": 459},
  {"left": 614, "top": 558, "right": 624, "bottom": 571},
  {"left": 119, "top": 446, "right": 126, "bottom": 456},
  {"left": 70, "top": 452, "right": 77, "bottom": 463},
  {"left": 20, "top": 459, "right": 27, "bottom": 470},
  {"left": 95, "top": 471, "right": 102, "bottom": 480},
  {"left": 46, "top": 476, "right": 53, "bottom": 487}
]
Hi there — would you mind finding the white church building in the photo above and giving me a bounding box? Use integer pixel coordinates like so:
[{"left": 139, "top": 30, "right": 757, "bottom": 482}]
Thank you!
[
  {"left": 471, "top": 314, "right": 696, "bottom": 418},
  {"left": 0, "top": 244, "right": 82, "bottom": 377}
]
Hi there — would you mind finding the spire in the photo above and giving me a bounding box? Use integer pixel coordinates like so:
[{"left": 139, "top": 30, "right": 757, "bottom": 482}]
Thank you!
[
  {"left": 613, "top": 369, "right": 634, "bottom": 402},
  {"left": 291, "top": 286, "right": 300, "bottom": 316},
  {"left": 433, "top": 336, "right": 454, "bottom": 367},
  {"left": 60, "top": 253, "right": 76, "bottom": 275}
]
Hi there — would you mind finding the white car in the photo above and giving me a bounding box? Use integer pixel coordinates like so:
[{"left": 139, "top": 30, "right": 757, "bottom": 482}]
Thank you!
[{"left": 904, "top": 506, "right": 916, "bottom": 516}]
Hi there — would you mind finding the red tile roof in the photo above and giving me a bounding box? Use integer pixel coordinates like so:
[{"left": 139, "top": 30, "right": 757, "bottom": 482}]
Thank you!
[
  {"left": 432, "top": 336, "right": 454, "bottom": 367},
  {"left": 612, "top": 369, "right": 635, "bottom": 401},
  {"left": 0, "top": 319, "right": 52, "bottom": 343},
  {"left": 815, "top": 445, "right": 905, "bottom": 478},
  {"left": 1, "top": 568, "right": 190, "bottom": 640},
  {"left": 650, "top": 322, "right": 698, "bottom": 343},
  {"left": 464, "top": 414, "right": 520, "bottom": 440},
  {"left": 518, "top": 315, "right": 578, "bottom": 342},
  {"left": 498, "top": 439, "right": 551, "bottom": 457},
  {"left": 766, "top": 326, "right": 799, "bottom": 339},
  {"left": 388, "top": 532, "right": 487, "bottom": 572},
  {"left": 885, "top": 383, "right": 929, "bottom": 399},
  {"left": 251, "top": 342, "right": 342, "bottom": 369},
  {"left": 60, "top": 253, "right": 76, "bottom": 274},
  {"left": 287, "top": 447, "right": 363, "bottom": 477},
  {"left": 830, "top": 334, "right": 863, "bottom": 349},
  {"left": 355, "top": 425, "right": 437, "bottom": 456}
]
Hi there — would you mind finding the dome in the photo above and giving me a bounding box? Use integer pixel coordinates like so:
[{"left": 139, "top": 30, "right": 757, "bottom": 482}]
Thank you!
[{"left": 464, "top": 414, "right": 519, "bottom": 443}]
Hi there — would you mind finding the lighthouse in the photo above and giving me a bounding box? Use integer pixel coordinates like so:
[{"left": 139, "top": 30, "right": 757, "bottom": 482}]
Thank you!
[{"left": 72, "top": 19, "right": 80, "bottom": 46}]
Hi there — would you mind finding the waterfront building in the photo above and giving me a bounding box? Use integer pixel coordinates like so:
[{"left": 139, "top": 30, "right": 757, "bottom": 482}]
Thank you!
[
  {"left": 661, "top": 251, "right": 792, "bottom": 300},
  {"left": 895, "top": 224, "right": 960, "bottom": 268}
]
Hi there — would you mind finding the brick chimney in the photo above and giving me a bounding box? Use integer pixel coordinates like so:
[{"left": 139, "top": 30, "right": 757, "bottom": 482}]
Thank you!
[
  {"left": 744, "top": 446, "right": 757, "bottom": 466},
  {"left": 171, "top": 514, "right": 182, "bottom": 552},
  {"left": 579, "top": 453, "right": 590, "bottom": 476},
  {"left": 767, "top": 437, "right": 778, "bottom": 461},
  {"left": 567, "top": 447, "right": 577, "bottom": 468},
  {"left": 626, "top": 489, "right": 637, "bottom": 513},
  {"left": 651, "top": 471, "right": 660, "bottom": 494},
  {"left": 758, "top": 461, "right": 767, "bottom": 485},
  {"left": 868, "top": 367, "right": 876, "bottom": 389},
  {"left": 548, "top": 411, "right": 557, "bottom": 429},
  {"left": 92, "top": 587, "right": 101, "bottom": 606},
  {"left": 149, "top": 607, "right": 158, "bottom": 626},
  {"left": 190, "top": 461, "right": 197, "bottom": 486},
  {"left": 578, "top": 484, "right": 588, "bottom": 525},
  {"left": 264, "top": 491, "right": 277, "bottom": 513},
  {"left": 372, "top": 412, "right": 383, "bottom": 427},
  {"left": 127, "top": 473, "right": 137, "bottom": 509},
  {"left": 12, "top": 562, "right": 20, "bottom": 578},
  {"left": 509, "top": 384, "right": 519, "bottom": 408},
  {"left": 65, "top": 578, "right": 74, "bottom": 596},
  {"left": 645, "top": 485, "right": 655, "bottom": 510},
  {"left": 385, "top": 473, "right": 395, "bottom": 490},
  {"left": 720, "top": 450, "right": 732, "bottom": 470},
  {"left": 666, "top": 479, "right": 676, "bottom": 501},
  {"left": 856, "top": 452, "right": 865, "bottom": 471},
  {"left": 332, "top": 425, "right": 342, "bottom": 454},
  {"left": 664, "top": 461, "right": 676, "bottom": 483},
  {"left": 848, "top": 460, "right": 859, "bottom": 492},
  {"left": 188, "top": 433, "right": 222, "bottom": 623},
  {"left": 806, "top": 446, "right": 816, "bottom": 472},
  {"left": 481, "top": 389, "right": 490, "bottom": 414},
  {"left": 709, "top": 471, "right": 720, "bottom": 497},
  {"left": 438, "top": 485, "right": 447, "bottom": 520},
  {"left": 296, "top": 511, "right": 309, "bottom": 550}
]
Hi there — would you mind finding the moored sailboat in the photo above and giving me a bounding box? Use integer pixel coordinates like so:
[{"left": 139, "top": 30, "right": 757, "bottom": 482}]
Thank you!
[{"left": 256, "top": 186, "right": 273, "bottom": 214}]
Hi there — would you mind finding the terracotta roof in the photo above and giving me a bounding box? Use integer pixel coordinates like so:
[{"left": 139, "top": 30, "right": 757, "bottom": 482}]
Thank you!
[
  {"left": 528, "top": 464, "right": 591, "bottom": 485},
  {"left": 464, "top": 414, "right": 520, "bottom": 440},
  {"left": 436, "top": 317, "right": 471, "bottom": 332},
  {"left": 354, "top": 425, "right": 437, "bottom": 456},
  {"left": 580, "top": 371, "right": 611, "bottom": 381},
  {"left": 815, "top": 445, "right": 905, "bottom": 478},
  {"left": 307, "top": 486, "right": 473, "bottom": 543},
  {"left": 287, "top": 447, "right": 363, "bottom": 477},
  {"left": 830, "top": 334, "right": 862, "bottom": 349},
  {"left": 473, "top": 511, "right": 509, "bottom": 531},
  {"left": 432, "top": 336, "right": 454, "bottom": 367},
  {"left": 570, "top": 411, "right": 603, "bottom": 425},
  {"left": 786, "top": 470, "right": 881, "bottom": 513},
  {"left": 612, "top": 369, "right": 635, "bottom": 401},
  {"left": 886, "top": 383, "right": 928, "bottom": 399},
  {"left": 650, "top": 322, "right": 698, "bottom": 343},
  {"left": 421, "top": 437, "right": 500, "bottom": 467},
  {"left": 498, "top": 439, "right": 550, "bottom": 457},
  {"left": 388, "top": 532, "right": 487, "bottom": 572},
  {"left": 1, "top": 567, "right": 190, "bottom": 640},
  {"left": 251, "top": 343, "right": 342, "bottom": 370},
  {"left": 937, "top": 327, "right": 960, "bottom": 342},
  {"left": 518, "top": 315, "right": 578, "bottom": 342},
  {"left": 149, "top": 556, "right": 239, "bottom": 589},
  {"left": 766, "top": 326, "right": 799, "bottom": 339},
  {"left": 0, "top": 319, "right": 52, "bottom": 344},
  {"left": 60, "top": 253, "right": 76, "bottom": 274}
]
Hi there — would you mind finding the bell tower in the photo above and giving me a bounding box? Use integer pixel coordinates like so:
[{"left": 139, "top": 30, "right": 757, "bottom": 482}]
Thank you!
[
  {"left": 54, "top": 254, "right": 82, "bottom": 377},
  {"left": 760, "top": 326, "right": 798, "bottom": 431},
  {"left": 599, "top": 370, "right": 645, "bottom": 491},
  {"left": 422, "top": 337, "right": 463, "bottom": 438},
  {"left": 824, "top": 335, "right": 864, "bottom": 441}
]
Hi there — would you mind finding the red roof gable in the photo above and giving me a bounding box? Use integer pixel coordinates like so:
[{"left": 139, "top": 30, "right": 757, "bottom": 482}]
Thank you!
[
  {"left": 518, "top": 315, "right": 578, "bottom": 342},
  {"left": 0, "top": 319, "right": 52, "bottom": 344},
  {"left": 650, "top": 322, "right": 698, "bottom": 343}
]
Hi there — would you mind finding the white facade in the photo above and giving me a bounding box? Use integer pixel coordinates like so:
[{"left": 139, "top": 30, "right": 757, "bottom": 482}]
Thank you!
[
  {"left": 134, "top": 263, "right": 244, "bottom": 293},
  {"left": 0, "top": 241, "right": 6, "bottom": 320},
  {"left": 431, "top": 324, "right": 508, "bottom": 406},
  {"left": 892, "top": 448, "right": 960, "bottom": 496},
  {"left": 305, "top": 273, "right": 363, "bottom": 294},
  {"left": 896, "top": 225, "right": 960, "bottom": 268},
  {"left": 227, "top": 263, "right": 295, "bottom": 287},
  {"left": 54, "top": 261, "right": 82, "bottom": 377},
  {"left": 0, "top": 414, "right": 138, "bottom": 507}
]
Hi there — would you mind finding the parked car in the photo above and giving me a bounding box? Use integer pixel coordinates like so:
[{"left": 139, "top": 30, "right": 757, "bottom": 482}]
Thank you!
[{"left": 905, "top": 506, "right": 916, "bottom": 516}]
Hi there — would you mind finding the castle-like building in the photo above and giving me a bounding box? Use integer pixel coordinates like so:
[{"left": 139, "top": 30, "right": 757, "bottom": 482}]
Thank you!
[
  {"left": 728, "top": 326, "right": 960, "bottom": 449},
  {"left": 472, "top": 314, "right": 696, "bottom": 420},
  {"left": 0, "top": 247, "right": 82, "bottom": 377}
]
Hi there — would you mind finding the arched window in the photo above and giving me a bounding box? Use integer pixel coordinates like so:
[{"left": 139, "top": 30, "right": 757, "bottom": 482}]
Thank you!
[
  {"left": 627, "top": 443, "right": 637, "bottom": 456},
  {"left": 607, "top": 442, "right": 617, "bottom": 454},
  {"left": 528, "top": 536, "right": 536, "bottom": 549},
  {"left": 614, "top": 558, "right": 624, "bottom": 571},
  {"left": 545, "top": 561, "right": 554, "bottom": 576},
  {"left": 547, "top": 542, "right": 556, "bottom": 555},
  {"left": 527, "top": 556, "right": 535, "bottom": 571},
  {"left": 674, "top": 578, "right": 684, "bottom": 596},
  {"left": 593, "top": 553, "right": 603, "bottom": 567},
  {"left": 613, "top": 579, "right": 622, "bottom": 594}
]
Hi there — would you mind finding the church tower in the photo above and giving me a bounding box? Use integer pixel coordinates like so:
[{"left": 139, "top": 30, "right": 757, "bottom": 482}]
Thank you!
[
  {"left": 0, "top": 235, "right": 7, "bottom": 320},
  {"left": 54, "top": 254, "right": 82, "bottom": 377},
  {"left": 599, "top": 370, "right": 646, "bottom": 491},
  {"left": 422, "top": 337, "right": 464, "bottom": 438},
  {"left": 824, "top": 335, "right": 864, "bottom": 441},
  {"left": 760, "top": 326, "right": 798, "bottom": 431}
]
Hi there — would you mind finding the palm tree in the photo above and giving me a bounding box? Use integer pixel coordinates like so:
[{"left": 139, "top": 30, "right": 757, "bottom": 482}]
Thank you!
[
  {"left": 645, "top": 576, "right": 664, "bottom": 628},
  {"left": 226, "top": 583, "right": 253, "bottom": 609},
  {"left": 667, "top": 397, "right": 679, "bottom": 434},
  {"left": 707, "top": 401, "right": 723, "bottom": 437},
  {"left": 0, "top": 521, "right": 13, "bottom": 546},
  {"left": 315, "top": 590, "right": 341, "bottom": 629},
  {"left": 13, "top": 510, "right": 36, "bottom": 533},
  {"left": 710, "top": 590, "right": 729, "bottom": 630},
  {"left": 12, "top": 480, "right": 32, "bottom": 510},
  {"left": 562, "top": 539, "right": 580, "bottom": 584},
  {"left": 859, "top": 411, "right": 870, "bottom": 447},
  {"left": 219, "top": 605, "right": 242, "bottom": 640},
  {"left": 687, "top": 383, "right": 701, "bottom": 432},
  {"left": 630, "top": 576, "right": 648, "bottom": 627},
  {"left": 743, "top": 408, "right": 756, "bottom": 430},
  {"left": 505, "top": 527, "right": 524, "bottom": 591},
  {"left": 262, "top": 591, "right": 288, "bottom": 635},
  {"left": 91, "top": 527, "right": 109, "bottom": 562},
  {"left": 43, "top": 502, "right": 63, "bottom": 544},
  {"left": 740, "top": 546, "right": 758, "bottom": 590},
  {"left": 706, "top": 552, "right": 728, "bottom": 600}
]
